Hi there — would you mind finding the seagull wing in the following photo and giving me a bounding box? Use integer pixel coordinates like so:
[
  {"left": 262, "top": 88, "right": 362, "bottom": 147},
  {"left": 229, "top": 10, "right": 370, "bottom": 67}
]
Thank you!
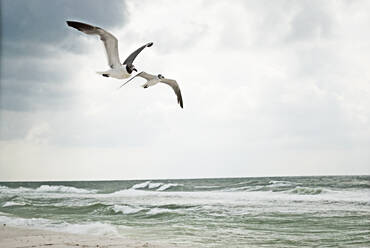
[
  {"left": 136, "top": 71, "right": 156, "bottom": 80},
  {"left": 66, "top": 21, "right": 121, "bottom": 69},
  {"left": 160, "top": 78, "right": 184, "bottom": 108},
  {"left": 123, "top": 42, "right": 153, "bottom": 66},
  {"left": 119, "top": 71, "right": 156, "bottom": 89}
]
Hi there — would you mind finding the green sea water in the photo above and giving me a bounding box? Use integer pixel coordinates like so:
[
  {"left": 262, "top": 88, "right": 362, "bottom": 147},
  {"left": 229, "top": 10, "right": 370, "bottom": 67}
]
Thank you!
[{"left": 0, "top": 176, "right": 369, "bottom": 247}]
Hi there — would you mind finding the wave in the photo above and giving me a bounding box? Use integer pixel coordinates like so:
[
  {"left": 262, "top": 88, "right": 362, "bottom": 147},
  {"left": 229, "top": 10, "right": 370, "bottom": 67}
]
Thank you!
[
  {"left": 131, "top": 181, "right": 151, "bottom": 189},
  {"left": 289, "top": 186, "right": 323, "bottom": 195},
  {"left": 225, "top": 184, "right": 324, "bottom": 195},
  {"left": 269, "top": 180, "right": 295, "bottom": 187},
  {"left": 146, "top": 207, "right": 176, "bottom": 216},
  {"left": 35, "top": 185, "right": 96, "bottom": 194},
  {"left": 112, "top": 205, "right": 144, "bottom": 215},
  {"left": 0, "top": 215, "right": 118, "bottom": 236},
  {"left": 129, "top": 181, "right": 183, "bottom": 192},
  {"left": 0, "top": 186, "right": 33, "bottom": 194},
  {"left": 2, "top": 201, "right": 26, "bottom": 207},
  {"left": 148, "top": 182, "right": 163, "bottom": 189},
  {"left": 0, "top": 185, "right": 96, "bottom": 194},
  {"left": 58, "top": 221, "right": 119, "bottom": 236},
  {"left": 157, "top": 183, "right": 181, "bottom": 191}
]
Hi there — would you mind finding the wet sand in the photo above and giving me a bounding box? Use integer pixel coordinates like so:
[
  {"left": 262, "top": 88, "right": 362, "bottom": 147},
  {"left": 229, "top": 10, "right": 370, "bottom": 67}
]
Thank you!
[{"left": 0, "top": 225, "right": 172, "bottom": 248}]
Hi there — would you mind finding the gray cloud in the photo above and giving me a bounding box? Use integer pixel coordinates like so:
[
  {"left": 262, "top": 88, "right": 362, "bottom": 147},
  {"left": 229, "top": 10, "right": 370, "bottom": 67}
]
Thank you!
[
  {"left": 0, "top": 0, "right": 128, "bottom": 140},
  {"left": 2, "top": 0, "right": 126, "bottom": 47},
  {"left": 286, "top": 1, "right": 333, "bottom": 42},
  {"left": 0, "top": 0, "right": 127, "bottom": 108}
]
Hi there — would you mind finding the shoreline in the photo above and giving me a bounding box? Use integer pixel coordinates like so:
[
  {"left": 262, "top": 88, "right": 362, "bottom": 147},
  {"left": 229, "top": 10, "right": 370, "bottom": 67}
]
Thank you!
[{"left": 0, "top": 225, "right": 172, "bottom": 248}]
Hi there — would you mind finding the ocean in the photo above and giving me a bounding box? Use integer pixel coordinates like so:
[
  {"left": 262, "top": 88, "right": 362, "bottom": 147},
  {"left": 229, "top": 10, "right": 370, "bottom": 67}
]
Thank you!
[{"left": 0, "top": 176, "right": 369, "bottom": 247}]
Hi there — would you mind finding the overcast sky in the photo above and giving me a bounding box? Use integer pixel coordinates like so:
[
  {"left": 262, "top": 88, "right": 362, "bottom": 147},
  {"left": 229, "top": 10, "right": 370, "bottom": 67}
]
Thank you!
[{"left": 0, "top": 0, "right": 369, "bottom": 181}]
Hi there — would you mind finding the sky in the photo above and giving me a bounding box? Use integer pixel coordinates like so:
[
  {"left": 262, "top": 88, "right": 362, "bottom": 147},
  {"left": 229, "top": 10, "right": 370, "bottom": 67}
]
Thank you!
[{"left": 0, "top": 0, "right": 369, "bottom": 181}]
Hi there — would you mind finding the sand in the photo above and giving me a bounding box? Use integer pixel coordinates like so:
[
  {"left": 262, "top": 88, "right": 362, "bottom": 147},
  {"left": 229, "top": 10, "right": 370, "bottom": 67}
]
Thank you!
[{"left": 0, "top": 225, "right": 174, "bottom": 248}]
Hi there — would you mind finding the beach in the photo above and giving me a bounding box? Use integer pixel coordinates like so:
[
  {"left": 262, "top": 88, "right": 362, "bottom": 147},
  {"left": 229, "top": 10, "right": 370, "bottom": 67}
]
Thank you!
[{"left": 0, "top": 225, "right": 170, "bottom": 248}]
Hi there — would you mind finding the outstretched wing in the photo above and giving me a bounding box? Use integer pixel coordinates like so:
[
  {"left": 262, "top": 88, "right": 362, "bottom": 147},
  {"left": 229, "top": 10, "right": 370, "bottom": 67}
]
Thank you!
[
  {"left": 160, "top": 78, "right": 184, "bottom": 108},
  {"left": 66, "top": 21, "right": 121, "bottom": 69},
  {"left": 123, "top": 42, "right": 153, "bottom": 66},
  {"left": 119, "top": 71, "right": 156, "bottom": 89}
]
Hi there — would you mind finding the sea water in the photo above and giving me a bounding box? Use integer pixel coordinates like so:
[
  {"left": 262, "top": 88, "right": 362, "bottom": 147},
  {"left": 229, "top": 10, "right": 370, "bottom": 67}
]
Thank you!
[{"left": 0, "top": 176, "right": 369, "bottom": 247}]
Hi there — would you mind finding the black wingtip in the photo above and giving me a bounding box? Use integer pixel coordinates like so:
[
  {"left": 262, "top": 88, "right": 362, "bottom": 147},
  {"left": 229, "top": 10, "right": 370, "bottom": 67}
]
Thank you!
[
  {"left": 147, "top": 42, "right": 154, "bottom": 47},
  {"left": 66, "top": 21, "right": 81, "bottom": 31},
  {"left": 66, "top": 21, "right": 94, "bottom": 31},
  {"left": 66, "top": 21, "right": 79, "bottom": 27}
]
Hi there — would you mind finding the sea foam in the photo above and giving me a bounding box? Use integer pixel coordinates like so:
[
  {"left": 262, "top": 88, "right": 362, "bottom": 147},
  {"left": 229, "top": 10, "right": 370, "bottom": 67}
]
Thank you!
[
  {"left": 35, "top": 185, "right": 96, "bottom": 194},
  {"left": 2, "top": 201, "right": 26, "bottom": 207},
  {"left": 112, "top": 205, "right": 144, "bottom": 214},
  {"left": 0, "top": 185, "right": 95, "bottom": 194},
  {"left": 130, "top": 181, "right": 182, "bottom": 191},
  {"left": 157, "top": 183, "right": 181, "bottom": 191}
]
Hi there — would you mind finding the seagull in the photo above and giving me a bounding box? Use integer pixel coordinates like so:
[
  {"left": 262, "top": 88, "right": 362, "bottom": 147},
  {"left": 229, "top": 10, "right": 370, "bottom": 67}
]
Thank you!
[
  {"left": 120, "top": 72, "right": 183, "bottom": 108},
  {"left": 66, "top": 21, "right": 153, "bottom": 79}
]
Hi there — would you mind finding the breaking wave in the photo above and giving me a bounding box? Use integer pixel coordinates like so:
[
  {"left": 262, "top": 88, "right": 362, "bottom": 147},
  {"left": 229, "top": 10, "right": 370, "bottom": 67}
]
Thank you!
[
  {"left": 289, "top": 186, "right": 323, "bottom": 195},
  {"left": 2, "top": 201, "right": 26, "bottom": 207},
  {"left": 35, "top": 185, "right": 96, "bottom": 194},
  {"left": 0, "top": 185, "right": 96, "bottom": 194},
  {"left": 130, "top": 181, "right": 183, "bottom": 192},
  {"left": 131, "top": 181, "right": 151, "bottom": 189},
  {"left": 157, "top": 183, "right": 181, "bottom": 191},
  {"left": 112, "top": 205, "right": 144, "bottom": 215}
]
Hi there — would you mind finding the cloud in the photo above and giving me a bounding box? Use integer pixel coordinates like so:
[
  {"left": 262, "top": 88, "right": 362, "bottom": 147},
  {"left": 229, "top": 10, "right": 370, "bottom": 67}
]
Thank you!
[
  {"left": 0, "top": 0, "right": 128, "bottom": 138},
  {"left": 0, "top": 0, "right": 127, "bottom": 109},
  {"left": 2, "top": 0, "right": 126, "bottom": 49}
]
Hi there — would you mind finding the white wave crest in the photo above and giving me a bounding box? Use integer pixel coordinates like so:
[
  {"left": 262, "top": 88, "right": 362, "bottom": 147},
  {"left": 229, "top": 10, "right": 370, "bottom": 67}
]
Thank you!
[
  {"left": 130, "top": 181, "right": 179, "bottom": 191},
  {"left": 0, "top": 186, "right": 33, "bottom": 194},
  {"left": 269, "top": 180, "right": 294, "bottom": 187},
  {"left": 157, "top": 183, "right": 181, "bottom": 191},
  {"left": 146, "top": 208, "right": 175, "bottom": 215},
  {"left": 2, "top": 201, "right": 26, "bottom": 207},
  {"left": 131, "top": 181, "right": 151, "bottom": 189},
  {"left": 148, "top": 182, "right": 163, "bottom": 189},
  {"left": 35, "top": 185, "right": 95, "bottom": 194},
  {"left": 112, "top": 205, "right": 144, "bottom": 214},
  {"left": 0, "top": 185, "right": 95, "bottom": 194}
]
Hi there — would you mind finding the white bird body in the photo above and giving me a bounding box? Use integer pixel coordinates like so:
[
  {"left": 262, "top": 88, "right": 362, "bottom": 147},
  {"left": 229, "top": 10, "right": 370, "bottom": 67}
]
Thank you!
[
  {"left": 120, "top": 72, "right": 184, "bottom": 108},
  {"left": 66, "top": 21, "right": 153, "bottom": 79},
  {"left": 96, "top": 66, "right": 130, "bottom": 79}
]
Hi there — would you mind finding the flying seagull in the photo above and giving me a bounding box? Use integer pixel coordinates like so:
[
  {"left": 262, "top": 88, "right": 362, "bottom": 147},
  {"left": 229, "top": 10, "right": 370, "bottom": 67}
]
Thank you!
[
  {"left": 66, "top": 21, "right": 153, "bottom": 79},
  {"left": 120, "top": 72, "right": 183, "bottom": 108}
]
